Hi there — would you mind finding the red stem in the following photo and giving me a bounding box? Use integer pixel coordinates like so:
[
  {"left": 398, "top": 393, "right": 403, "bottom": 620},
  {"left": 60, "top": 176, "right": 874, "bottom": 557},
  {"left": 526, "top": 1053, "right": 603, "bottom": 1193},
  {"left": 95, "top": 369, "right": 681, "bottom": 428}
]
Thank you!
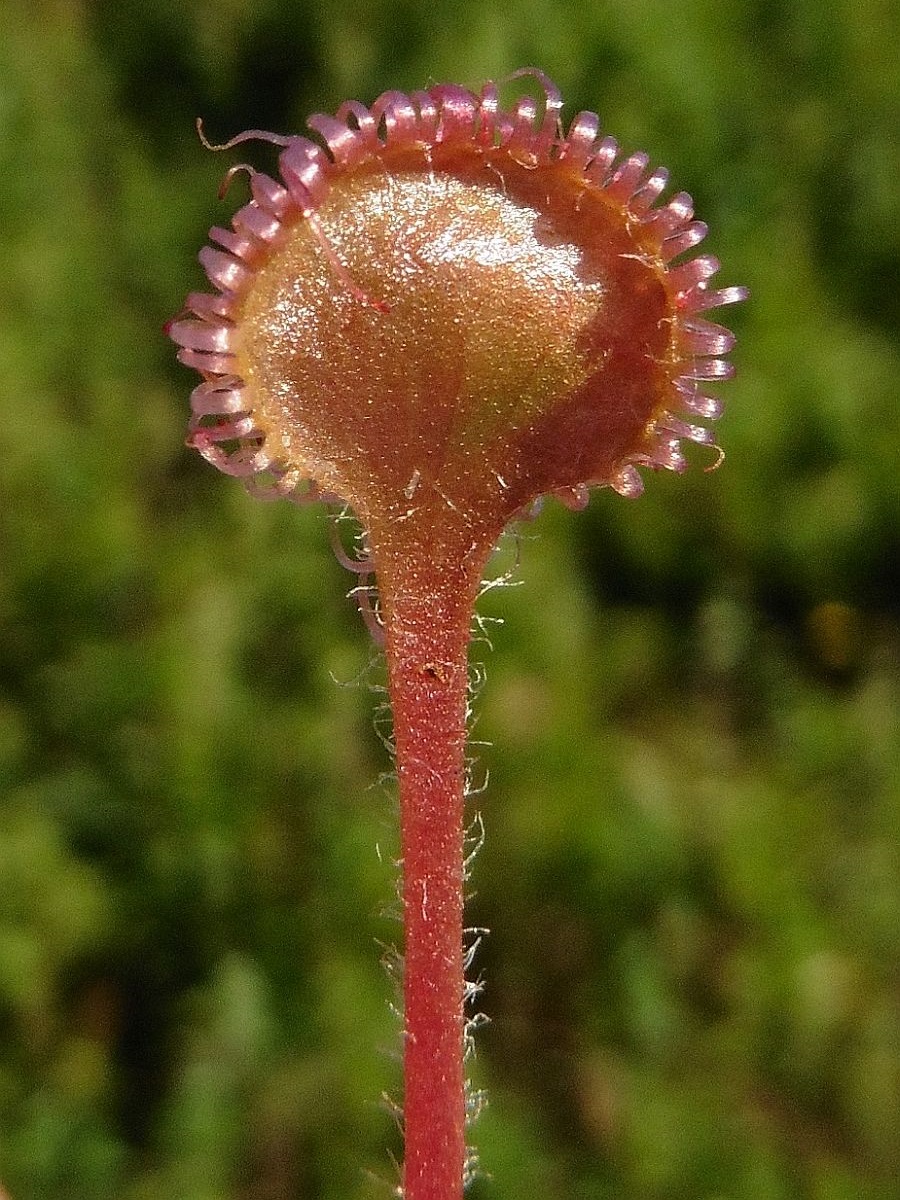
[{"left": 373, "top": 538, "right": 486, "bottom": 1200}]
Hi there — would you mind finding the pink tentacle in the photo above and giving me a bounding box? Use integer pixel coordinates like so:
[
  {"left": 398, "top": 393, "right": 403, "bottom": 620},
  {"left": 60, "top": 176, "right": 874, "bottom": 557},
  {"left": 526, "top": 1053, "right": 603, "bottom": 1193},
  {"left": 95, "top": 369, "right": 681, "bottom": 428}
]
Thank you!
[
  {"left": 679, "top": 317, "right": 736, "bottom": 356},
  {"left": 609, "top": 463, "right": 644, "bottom": 498},
  {"left": 307, "top": 111, "right": 368, "bottom": 168},
  {"left": 232, "top": 203, "right": 283, "bottom": 246},
  {"left": 508, "top": 93, "right": 540, "bottom": 161},
  {"left": 585, "top": 135, "right": 620, "bottom": 185},
  {"left": 641, "top": 190, "right": 694, "bottom": 236},
  {"left": 476, "top": 82, "right": 501, "bottom": 145},
  {"left": 209, "top": 225, "right": 263, "bottom": 265},
  {"left": 199, "top": 246, "right": 253, "bottom": 292},
  {"left": 507, "top": 67, "right": 562, "bottom": 138},
  {"left": 682, "top": 357, "right": 735, "bottom": 381},
  {"left": 668, "top": 253, "right": 720, "bottom": 294},
  {"left": 250, "top": 173, "right": 294, "bottom": 219},
  {"left": 650, "top": 437, "right": 688, "bottom": 473},
  {"left": 279, "top": 138, "right": 331, "bottom": 213},
  {"left": 629, "top": 165, "right": 669, "bottom": 213},
  {"left": 673, "top": 379, "right": 724, "bottom": 420},
  {"left": 604, "top": 152, "right": 650, "bottom": 203},
  {"left": 184, "top": 291, "right": 237, "bottom": 321},
  {"left": 431, "top": 84, "right": 480, "bottom": 143},
  {"left": 410, "top": 90, "right": 441, "bottom": 144},
  {"left": 370, "top": 90, "right": 420, "bottom": 145},
  {"left": 335, "top": 99, "right": 380, "bottom": 153},
  {"left": 176, "top": 346, "right": 237, "bottom": 375},
  {"left": 559, "top": 111, "right": 601, "bottom": 168},
  {"left": 168, "top": 319, "right": 237, "bottom": 355},
  {"left": 189, "top": 414, "right": 257, "bottom": 444},
  {"left": 682, "top": 283, "right": 750, "bottom": 313},
  {"left": 189, "top": 377, "right": 247, "bottom": 417},
  {"left": 658, "top": 414, "right": 716, "bottom": 445},
  {"left": 193, "top": 442, "right": 272, "bottom": 477},
  {"left": 660, "top": 221, "right": 708, "bottom": 261}
]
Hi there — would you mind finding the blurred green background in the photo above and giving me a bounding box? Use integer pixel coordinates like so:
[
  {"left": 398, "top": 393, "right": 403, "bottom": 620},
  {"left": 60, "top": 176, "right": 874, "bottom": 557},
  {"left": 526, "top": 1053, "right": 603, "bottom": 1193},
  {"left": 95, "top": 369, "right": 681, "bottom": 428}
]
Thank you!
[{"left": 1, "top": 0, "right": 898, "bottom": 1197}]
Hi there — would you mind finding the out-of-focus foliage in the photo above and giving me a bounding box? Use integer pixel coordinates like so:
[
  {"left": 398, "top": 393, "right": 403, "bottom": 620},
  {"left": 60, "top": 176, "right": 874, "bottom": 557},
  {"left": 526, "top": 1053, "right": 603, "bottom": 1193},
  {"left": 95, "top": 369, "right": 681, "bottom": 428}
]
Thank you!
[{"left": 0, "top": 0, "right": 897, "bottom": 1197}]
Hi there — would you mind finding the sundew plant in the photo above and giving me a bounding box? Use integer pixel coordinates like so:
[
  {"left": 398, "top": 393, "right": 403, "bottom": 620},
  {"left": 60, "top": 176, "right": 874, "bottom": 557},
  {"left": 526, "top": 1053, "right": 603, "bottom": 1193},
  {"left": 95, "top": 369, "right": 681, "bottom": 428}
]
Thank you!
[{"left": 169, "top": 71, "right": 746, "bottom": 1199}]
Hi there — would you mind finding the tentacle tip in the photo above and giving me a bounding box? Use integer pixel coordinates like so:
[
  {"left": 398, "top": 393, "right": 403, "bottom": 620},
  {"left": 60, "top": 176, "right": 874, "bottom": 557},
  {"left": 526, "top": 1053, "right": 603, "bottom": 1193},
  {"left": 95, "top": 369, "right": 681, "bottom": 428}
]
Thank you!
[
  {"left": 217, "top": 163, "right": 256, "bottom": 201},
  {"left": 703, "top": 443, "right": 726, "bottom": 473},
  {"left": 196, "top": 116, "right": 214, "bottom": 150}
]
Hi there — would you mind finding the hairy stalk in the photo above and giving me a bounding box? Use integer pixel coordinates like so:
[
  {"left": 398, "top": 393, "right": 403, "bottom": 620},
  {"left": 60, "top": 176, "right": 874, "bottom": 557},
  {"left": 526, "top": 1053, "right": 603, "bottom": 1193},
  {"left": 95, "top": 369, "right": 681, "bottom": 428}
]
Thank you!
[{"left": 371, "top": 532, "right": 489, "bottom": 1200}]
